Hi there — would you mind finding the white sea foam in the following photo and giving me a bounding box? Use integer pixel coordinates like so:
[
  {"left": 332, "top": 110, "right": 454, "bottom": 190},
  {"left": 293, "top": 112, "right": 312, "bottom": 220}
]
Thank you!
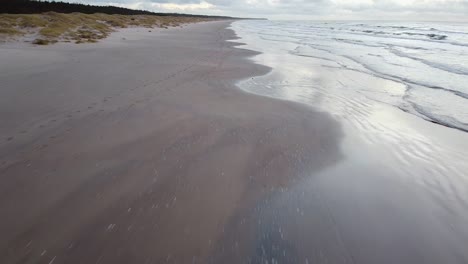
[
  {"left": 233, "top": 20, "right": 468, "bottom": 132},
  {"left": 231, "top": 21, "right": 468, "bottom": 241}
]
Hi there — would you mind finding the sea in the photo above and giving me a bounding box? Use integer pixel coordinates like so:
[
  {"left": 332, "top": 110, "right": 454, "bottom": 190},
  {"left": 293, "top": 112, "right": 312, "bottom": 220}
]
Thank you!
[
  {"left": 230, "top": 20, "right": 468, "bottom": 263},
  {"left": 233, "top": 20, "right": 468, "bottom": 132}
]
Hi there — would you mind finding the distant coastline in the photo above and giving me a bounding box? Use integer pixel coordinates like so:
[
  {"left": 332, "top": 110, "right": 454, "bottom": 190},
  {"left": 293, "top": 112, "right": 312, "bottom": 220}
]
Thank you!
[
  {"left": 0, "top": 0, "right": 243, "bottom": 45},
  {"left": 1, "top": 0, "right": 267, "bottom": 20},
  {"left": 0, "top": 0, "right": 266, "bottom": 45},
  {"left": 1, "top": 0, "right": 235, "bottom": 19}
]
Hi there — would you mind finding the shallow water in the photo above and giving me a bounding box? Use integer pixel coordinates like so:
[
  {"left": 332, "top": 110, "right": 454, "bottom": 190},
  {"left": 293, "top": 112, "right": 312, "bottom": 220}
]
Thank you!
[
  {"left": 234, "top": 20, "right": 468, "bottom": 132},
  {"left": 232, "top": 20, "right": 468, "bottom": 263}
]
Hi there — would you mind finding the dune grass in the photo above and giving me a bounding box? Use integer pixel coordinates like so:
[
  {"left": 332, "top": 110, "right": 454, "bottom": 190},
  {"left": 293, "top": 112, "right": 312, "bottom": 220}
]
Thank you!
[
  {"left": 0, "top": 12, "right": 215, "bottom": 44},
  {"left": 0, "top": 28, "right": 22, "bottom": 35}
]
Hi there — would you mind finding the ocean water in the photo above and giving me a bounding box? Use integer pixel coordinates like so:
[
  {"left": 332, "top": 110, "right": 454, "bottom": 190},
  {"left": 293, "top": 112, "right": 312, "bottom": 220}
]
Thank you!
[
  {"left": 231, "top": 20, "right": 468, "bottom": 262},
  {"left": 234, "top": 20, "right": 468, "bottom": 132}
]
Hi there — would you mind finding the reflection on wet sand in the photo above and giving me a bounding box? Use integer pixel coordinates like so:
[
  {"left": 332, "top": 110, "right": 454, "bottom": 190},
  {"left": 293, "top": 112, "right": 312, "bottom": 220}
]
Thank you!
[{"left": 233, "top": 20, "right": 468, "bottom": 264}]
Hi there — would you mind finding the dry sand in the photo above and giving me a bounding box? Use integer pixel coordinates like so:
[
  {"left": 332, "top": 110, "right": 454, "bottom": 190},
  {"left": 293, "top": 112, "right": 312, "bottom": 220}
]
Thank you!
[{"left": 0, "top": 21, "right": 342, "bottom": 263}]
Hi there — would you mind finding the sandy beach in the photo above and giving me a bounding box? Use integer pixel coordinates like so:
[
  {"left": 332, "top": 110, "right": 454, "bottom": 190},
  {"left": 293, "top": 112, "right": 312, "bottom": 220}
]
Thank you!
[
  {"left": 3, "top": 18, "right": 468, "bottom": 264},
  {"left": 0, "top": 21, "right": 342, "bottom": 263}
]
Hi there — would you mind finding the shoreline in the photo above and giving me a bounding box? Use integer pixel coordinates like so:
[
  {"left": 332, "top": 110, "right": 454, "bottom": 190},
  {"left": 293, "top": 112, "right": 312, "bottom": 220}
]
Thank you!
[
  {"left": 0, "top": 21, "right": 342, "bottom": 263},
  {"left": 232, "top": 20, "right": 468, "bottom": 263}
]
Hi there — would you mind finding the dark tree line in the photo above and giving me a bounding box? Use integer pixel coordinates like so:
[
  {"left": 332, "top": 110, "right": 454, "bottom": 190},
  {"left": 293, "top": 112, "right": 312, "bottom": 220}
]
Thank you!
[{"left": 0, "top": 0, "right": 237, "bottom": 19}]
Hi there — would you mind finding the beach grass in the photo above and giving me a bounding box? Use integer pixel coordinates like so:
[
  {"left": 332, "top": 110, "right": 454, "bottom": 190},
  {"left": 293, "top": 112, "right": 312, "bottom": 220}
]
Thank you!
[{"left": 0, "top": 12, "right": 215, "bottom": 44}]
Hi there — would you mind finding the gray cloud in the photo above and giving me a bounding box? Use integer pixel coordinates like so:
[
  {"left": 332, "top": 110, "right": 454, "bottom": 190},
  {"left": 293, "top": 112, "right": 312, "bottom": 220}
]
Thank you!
[{"left": 65, "top": 0, "right": 468, "bottom": 20}]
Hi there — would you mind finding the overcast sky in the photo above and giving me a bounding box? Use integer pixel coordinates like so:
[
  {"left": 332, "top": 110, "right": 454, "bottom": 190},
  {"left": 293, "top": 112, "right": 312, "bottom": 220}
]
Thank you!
[{"left": 67, "top": 0, "right": 468, "bottom": 21}]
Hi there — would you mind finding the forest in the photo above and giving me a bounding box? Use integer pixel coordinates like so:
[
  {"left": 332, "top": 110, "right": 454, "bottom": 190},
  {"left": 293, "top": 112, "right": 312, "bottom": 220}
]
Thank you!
[{"left": 1, "top": 0, "right": 236, "bottom": 19}]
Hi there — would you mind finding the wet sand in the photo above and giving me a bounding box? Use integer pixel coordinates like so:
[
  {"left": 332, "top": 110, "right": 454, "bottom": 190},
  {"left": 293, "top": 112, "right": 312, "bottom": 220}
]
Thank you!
[
  {"left": 232, "top": 20, "right": 468, "bottom": 264},
  {"left": 0, "top": 22, "right": 342, "bottom": 263}
]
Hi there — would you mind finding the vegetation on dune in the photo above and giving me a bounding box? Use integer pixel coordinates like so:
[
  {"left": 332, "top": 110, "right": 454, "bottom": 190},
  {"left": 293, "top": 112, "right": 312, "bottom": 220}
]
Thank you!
[
  {"left": 0, "top": 27, "right": 22, "bottom": 35},
  {"left": 0, "top": 0, "right": 238, "bottom": 45},
  {"left": 2, "top": 0, "right": 236, "bottom": 19},
  {"left": 0, "top": 12, "right": 217, "bottom": 44},
  {"left": 32, "top": 38, "right": 53, "bottom": 45}
]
